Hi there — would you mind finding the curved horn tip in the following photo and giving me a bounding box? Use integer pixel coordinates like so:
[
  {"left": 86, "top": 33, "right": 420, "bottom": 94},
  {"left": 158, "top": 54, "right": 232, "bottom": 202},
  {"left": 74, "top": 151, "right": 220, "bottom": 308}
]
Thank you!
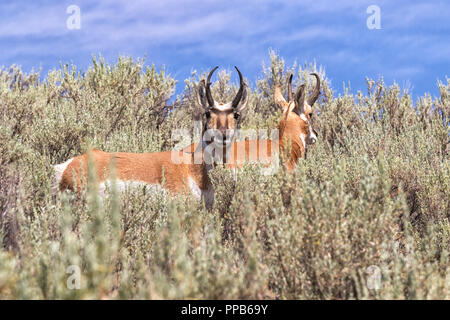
[
  {"left": 231, "top": 66, "right": 245, "bottom": 109},
  {"left": 206, "top": 67, "right": 219, "bottom": 106},
  {"left": 296, "top": 83, "right": 306, "bottom": 96},
  {"left": 207, "top": 66, "right": 219, "bottom": 81},
  {"left": 309, "top": 73, "right": 321, "bottom": 84},
  {"left": 307, "top": 73, "right": 321, "bottom": 106},
  {"left": 234, "top": 66, "right": 243, "bottom": 80},
  {"left": 287, "top": 73, "right": 294, "bottom": 102},
  {"left": 298, "top": 84, "right": 306, "bottom": 103}
]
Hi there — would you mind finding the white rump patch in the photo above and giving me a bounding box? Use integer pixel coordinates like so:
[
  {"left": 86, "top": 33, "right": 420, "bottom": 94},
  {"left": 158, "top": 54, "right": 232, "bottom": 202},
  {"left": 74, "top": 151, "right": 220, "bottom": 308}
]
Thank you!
[
  {"left": 189, "top": 176, "right": 214, "bottom": 209},
  {"left": 52, "top": 158, "right": 73, "bottom": 195}
]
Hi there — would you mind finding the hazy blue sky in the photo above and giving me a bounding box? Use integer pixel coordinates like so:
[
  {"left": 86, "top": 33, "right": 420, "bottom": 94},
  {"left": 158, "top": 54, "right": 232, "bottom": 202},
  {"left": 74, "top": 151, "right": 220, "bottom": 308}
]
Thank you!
[{"left": 1, "top": 0, "right": 449, "bottom": 100}]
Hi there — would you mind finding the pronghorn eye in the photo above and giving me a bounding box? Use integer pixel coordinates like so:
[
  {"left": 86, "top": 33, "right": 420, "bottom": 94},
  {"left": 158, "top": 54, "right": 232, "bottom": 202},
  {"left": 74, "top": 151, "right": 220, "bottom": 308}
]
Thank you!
[
  {"left": 205, "top": 111, "right": 211, "bottom": 118},
  {"left": 234, "top": 113, "right": 240, "bottom": 120}
]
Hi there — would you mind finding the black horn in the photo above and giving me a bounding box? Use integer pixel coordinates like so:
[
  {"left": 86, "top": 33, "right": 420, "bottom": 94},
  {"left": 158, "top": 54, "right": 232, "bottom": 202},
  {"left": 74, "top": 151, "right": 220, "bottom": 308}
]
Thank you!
[
  {"left": 295, "top": 84, "right": 306, "bottom": 108},
  {"left": 206, "top": 66, "right": 218, "bottom": 107},
  {"left": 231, "top": 66, "right": 245, "bottom": 109},
  {"left": 307, "top": 73, "right": 321, "bottom": 106},
  {"left": 287, "top": 73, "right": 293, "bottom": 102}
]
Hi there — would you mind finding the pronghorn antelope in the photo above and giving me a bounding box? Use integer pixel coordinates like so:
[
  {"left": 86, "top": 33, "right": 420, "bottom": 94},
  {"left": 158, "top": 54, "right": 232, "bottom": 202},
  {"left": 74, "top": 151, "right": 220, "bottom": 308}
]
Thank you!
[
  {"left": 274, "top": 72, "right": 320, "bottom": 169},
  {"left": 222, "top": 73, "right": 320, "bottom": 171},
  {"left": 53, "top": 66, "right": 248, "bottom": 208}
]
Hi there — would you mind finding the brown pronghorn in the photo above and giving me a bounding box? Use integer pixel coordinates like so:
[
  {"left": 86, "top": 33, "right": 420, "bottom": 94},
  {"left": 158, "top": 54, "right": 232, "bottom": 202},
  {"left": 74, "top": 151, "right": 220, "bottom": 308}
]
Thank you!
[
  {"left": 192, "top": 72, "right": 320, "bottom": 171},
  {"left": 271, "top": 72, "right": 320, "bottom": 169},
  {"left": 53, "top": 66, "right": 248, "bottom": 208}
]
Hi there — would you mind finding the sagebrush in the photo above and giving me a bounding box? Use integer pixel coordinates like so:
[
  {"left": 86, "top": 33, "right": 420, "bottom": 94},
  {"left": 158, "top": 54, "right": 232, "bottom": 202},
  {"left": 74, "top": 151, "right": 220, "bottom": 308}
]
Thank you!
[{"left": 0, "top": 52, "right": 448, "bottom": 299}]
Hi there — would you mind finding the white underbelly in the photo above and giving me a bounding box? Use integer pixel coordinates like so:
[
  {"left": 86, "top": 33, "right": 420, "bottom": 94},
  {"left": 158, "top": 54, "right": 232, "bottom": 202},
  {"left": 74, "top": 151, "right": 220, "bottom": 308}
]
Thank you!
[{"left": 188, "top": 177, "right": 214, "bottom": 209}]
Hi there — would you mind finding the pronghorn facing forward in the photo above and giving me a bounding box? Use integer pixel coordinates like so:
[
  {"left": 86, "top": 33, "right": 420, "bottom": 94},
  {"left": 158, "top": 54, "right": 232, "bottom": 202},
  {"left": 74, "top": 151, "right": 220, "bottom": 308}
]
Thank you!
[
  {"left": 53, "top": 67, "right": 248, "bottom": 208},
  {"left": 223, "top": 73, "right": 320, "bottom": 171}
]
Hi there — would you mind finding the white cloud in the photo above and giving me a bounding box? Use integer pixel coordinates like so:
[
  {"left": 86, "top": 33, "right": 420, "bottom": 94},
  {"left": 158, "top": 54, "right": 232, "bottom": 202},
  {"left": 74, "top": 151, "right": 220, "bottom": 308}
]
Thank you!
[{"left": 0, "top": 0, "right": 448, "bottom": 97}]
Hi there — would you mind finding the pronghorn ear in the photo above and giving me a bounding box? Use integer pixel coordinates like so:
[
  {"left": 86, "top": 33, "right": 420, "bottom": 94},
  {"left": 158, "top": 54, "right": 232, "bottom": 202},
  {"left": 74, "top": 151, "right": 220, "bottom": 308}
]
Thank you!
[
  {"left": 287, "top": 73, "right": 294, "bottom": 102},
  {"left": 196, "top": 80, "right": 209, "bottom": 110},
  {"left": 234, "top": 83, "right": 249, "bottom": 113},
  {"left": 195, "top": 80, "right": 210, "bottom": 120},
  {"left": 293, "top": 84, "right": 306, "bottom": 115},
  {"left": 274, "top": 85, "right": 289, "bottom": 112}
]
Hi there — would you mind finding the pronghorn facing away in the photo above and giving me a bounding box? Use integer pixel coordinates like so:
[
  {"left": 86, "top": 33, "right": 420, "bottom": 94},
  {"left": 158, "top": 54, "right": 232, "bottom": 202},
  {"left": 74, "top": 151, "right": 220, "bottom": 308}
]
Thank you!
[
  {"left": 222, "top": 73, "right": 320, "bottom": 171},
  {"left": 53, "top": 67, "right": 248, "bottom": 208}
]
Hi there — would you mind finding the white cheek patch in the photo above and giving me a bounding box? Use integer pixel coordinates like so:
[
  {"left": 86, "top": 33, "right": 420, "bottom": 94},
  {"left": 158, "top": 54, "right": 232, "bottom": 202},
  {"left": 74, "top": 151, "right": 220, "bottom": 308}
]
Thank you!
[
  {"left": 300, "top": 113, "right": 308, "bottom": 122},
  {"left": 299, "top": 133, "right": 307, "bottom": 150},
  {"left": 298, "top": 112, "right": 317, "bottom": 145}
]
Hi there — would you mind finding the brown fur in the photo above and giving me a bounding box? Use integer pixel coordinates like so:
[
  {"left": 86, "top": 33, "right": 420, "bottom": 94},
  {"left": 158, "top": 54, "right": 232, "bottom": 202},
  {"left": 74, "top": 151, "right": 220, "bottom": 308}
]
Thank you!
[
  {"left": 277, "top": 105, "right": 310, "bottom": 170},
  {"left": 56, "top": 75, "right": 318, "bottom": 197},
  {"left": 57, "top": 97, "right": 243, "bottom": 197},
  {"left": 206, "top": 107, "right": 237, "bottom": 138},
  {"left": 222, "top": 84, "right": 315, "bottom": 171},
  {"left": 59, "top": 149, "right": 212, "bottom": 195},
  {"left": 183, "top": 104, "right": 312, "bottom": 172}
]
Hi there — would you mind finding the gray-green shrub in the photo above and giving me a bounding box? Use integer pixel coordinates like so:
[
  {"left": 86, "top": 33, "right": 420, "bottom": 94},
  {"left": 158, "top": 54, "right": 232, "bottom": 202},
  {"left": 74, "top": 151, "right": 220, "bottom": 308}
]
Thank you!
[{"left": 0, "top": 52, "right": 448, "bottom": 299}]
